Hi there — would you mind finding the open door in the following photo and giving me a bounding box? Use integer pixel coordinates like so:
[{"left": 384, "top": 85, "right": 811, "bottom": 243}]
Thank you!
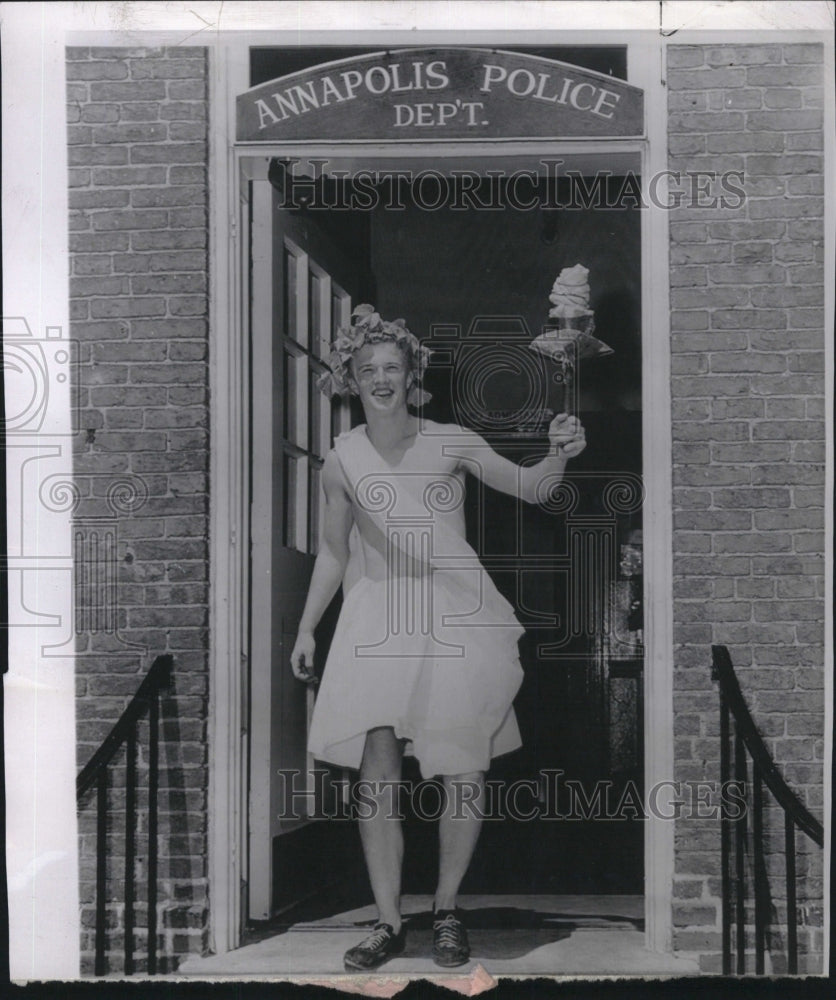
[{"left": 247, "top": 167, "right": 364, "bottom": 920}]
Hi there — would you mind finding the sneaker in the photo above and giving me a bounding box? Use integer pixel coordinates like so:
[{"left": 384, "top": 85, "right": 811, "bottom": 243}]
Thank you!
[
  {"left": 343, "top": 922, "right": 406, "bottom": 971},
  {"left": 432, "top": 909, "right": 470, "bottom": 967}
]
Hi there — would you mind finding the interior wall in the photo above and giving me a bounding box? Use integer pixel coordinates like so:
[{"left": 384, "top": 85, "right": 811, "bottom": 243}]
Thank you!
[{"left": 369, "top": 180, "right": 642, "bottom": 418}]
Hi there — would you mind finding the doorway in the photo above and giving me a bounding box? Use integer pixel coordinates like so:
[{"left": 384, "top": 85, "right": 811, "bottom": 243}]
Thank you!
[{"left": 245, "top": 151, "right": 645, "bottom": 924}]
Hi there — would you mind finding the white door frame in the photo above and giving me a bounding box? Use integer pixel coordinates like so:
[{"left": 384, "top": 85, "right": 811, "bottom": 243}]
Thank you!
[
  {"left": 207, "top": 41, "right": 251, "bottom": 956},
  {"left": 208, "top": 35, "right": 675, "bottom": 958},
  {"left": 633, "top": 31, "right": 676, "bottom": 954}
]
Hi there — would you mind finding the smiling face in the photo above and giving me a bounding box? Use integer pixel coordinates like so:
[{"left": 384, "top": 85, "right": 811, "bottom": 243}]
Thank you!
[{"left": 350, "top": 341, "right": 413, "bottom": 416}]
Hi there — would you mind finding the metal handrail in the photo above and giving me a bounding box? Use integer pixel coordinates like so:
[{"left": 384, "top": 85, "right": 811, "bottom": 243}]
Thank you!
[
  {"left": 77, "top": 654, "right": 173, "bottom": 975},
  {"left": 712, "top": 646, "right": 823, "bottom": 846},
  {"left": 712, "top": 644, "right": 823, "bottom": 975},
  {"left": 76, "top": 655, "right": 172, "bottom": 797}
]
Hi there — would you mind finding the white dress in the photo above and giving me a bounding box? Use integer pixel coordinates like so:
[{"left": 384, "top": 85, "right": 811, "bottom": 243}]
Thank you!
[{"left": 307, "top": 421, "right": 524, "bottom": 778}]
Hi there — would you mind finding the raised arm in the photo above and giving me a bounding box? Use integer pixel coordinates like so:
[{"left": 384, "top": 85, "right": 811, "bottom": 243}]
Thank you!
[
  {"left": 290, "top": 449, "right": 354, "bottom": 683},
  {"left": 452, "top": 413, "right": 586, "bottom": 505}
]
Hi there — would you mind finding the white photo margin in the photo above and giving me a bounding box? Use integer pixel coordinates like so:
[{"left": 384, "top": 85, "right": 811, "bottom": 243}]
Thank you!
[{"left": 1, "top": 0, "right": 832, "bottom": 980}]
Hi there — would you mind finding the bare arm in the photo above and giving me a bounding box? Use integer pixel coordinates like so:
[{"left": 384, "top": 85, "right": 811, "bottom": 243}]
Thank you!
[
  {"left": 453, "top": 413, "right": 586, "bottom": 505},
  {"left": 290, "top": 449, "right": 354, "bottom": 682}
]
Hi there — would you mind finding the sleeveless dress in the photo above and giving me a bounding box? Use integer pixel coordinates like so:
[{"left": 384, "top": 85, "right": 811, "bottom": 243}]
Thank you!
[{"left": 307, "top": 421, "right": 524, "bottom": 779}]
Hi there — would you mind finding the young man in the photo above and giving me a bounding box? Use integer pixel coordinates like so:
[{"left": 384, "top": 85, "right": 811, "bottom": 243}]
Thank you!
[{"left": 290, "top": 305, "right": 586, "bottom": 971}]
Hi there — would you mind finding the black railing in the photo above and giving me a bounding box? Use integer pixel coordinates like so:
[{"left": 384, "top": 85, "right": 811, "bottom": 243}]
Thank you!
[
  {"left": 77, "top": 654, "right": 173, "bottom": 976},
  {"left": 712, "top": 645, "right": 824, "bottom": 975}
]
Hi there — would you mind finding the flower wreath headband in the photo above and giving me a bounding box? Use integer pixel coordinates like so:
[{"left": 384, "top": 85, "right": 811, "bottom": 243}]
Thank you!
[{"left": 316, "top": 303, "right": 433, "bottom": 406}]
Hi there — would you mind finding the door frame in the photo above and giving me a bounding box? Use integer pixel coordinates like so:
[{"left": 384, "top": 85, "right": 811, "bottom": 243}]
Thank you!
[{"left": 208, "top": 35, "right": 675, "bottom": 958}]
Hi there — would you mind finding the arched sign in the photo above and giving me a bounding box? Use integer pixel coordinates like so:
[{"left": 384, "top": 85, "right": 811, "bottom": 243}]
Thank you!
[{"left": 237, "top": 48, "right": 644, "bottom": 142}]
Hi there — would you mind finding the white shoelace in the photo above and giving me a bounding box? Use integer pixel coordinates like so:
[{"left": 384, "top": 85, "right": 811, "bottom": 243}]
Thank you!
[
  {"left": 359, "top": 925, "right": 395, "bottom": 950},
  {"left": 433, "top": 914, "right": 464, "bottom": 947}
]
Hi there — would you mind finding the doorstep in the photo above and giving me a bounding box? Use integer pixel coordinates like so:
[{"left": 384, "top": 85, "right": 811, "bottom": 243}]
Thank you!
[{"left": 176, "top": 895, "right": 700, "bottom": 978}]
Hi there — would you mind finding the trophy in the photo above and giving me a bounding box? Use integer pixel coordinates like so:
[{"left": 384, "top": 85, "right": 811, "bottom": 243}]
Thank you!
[{"left": 529, "top": 264, "right": 614, "bottom": 425}]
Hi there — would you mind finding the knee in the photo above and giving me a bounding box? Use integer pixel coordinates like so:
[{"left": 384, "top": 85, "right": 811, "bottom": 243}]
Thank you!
[
  {"left": 441, "top": 771, "right": 485, "bottom": 815},
  {"left": 360, "top": 727, "right": 403, "bottom": 784},
  {"left": 442, "top": 770, "right": 485, "bottom": 790},
  {"left": 355, "top": 771, "right": 403, "bottom": 820}
]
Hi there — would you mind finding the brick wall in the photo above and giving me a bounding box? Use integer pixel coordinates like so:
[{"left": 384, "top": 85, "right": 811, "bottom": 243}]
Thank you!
[
  {"left": 67, "top": 46, "right": 210, "bottom": 974},
  {"left": 667, "top": 43, "right": 825, "bottom": 973}
]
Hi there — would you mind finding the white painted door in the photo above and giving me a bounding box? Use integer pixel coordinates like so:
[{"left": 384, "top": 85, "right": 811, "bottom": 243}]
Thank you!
[{"left": 247, "top": 174, "right": 359, "bottom": 920}]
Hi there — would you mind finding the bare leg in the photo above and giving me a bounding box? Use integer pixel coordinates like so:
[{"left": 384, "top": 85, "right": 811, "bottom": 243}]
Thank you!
[
  {"left": 358, "top": 727, "right": 405, "bottom": 931},
  {"left": 435, "top": 770, "right": 485, "bottom": 911}
]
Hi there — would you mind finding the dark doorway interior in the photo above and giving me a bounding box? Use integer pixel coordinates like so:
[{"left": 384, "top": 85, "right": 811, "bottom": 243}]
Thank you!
[
  {"left": 369, "top": 172, "right": 643, "bottom": 894},
  {"left": 265, "top": 164, "right": 644, "bottom": 916}
]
